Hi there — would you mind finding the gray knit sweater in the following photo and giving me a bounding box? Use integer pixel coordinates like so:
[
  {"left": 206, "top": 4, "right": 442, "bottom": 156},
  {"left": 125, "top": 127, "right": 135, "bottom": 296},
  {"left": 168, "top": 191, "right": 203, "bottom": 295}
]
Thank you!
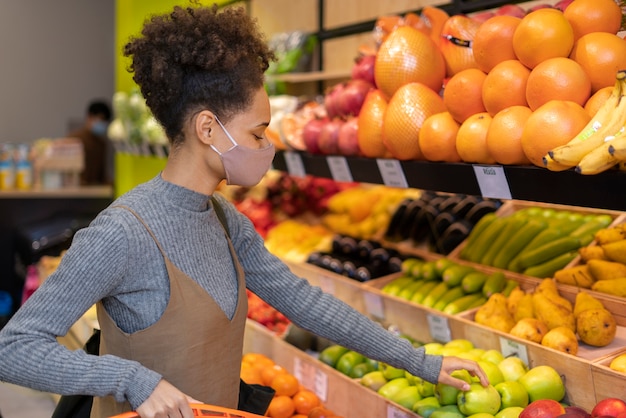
[{"left": 0, "top": 175, "right": 441, "bottom": 409}]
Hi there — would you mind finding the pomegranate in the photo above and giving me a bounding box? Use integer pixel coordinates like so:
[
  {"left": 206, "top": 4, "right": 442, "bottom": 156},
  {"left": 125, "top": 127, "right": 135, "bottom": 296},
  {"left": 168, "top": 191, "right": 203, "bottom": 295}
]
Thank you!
[
  {"left": 337, "top": 79, "right": 374, "bottom": 117},
  {"left": 324, "top": 83, "right": 345, "bottom": 119},
  {"left": 317, "top": 118, "right": 343, "bottom": 155},
  {"left": 302, "top": 117, "right": 327, "bottom": 154},
  {"left": 351, "top": 54, "right": 376, "bottom": 86},
  {"left": 337, "top": 117, "right": 360, "bottom": 156}
]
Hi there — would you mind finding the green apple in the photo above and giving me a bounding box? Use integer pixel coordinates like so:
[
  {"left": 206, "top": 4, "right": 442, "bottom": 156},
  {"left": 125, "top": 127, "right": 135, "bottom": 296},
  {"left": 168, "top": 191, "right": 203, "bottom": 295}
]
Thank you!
[
  {"left": 436, "top": 369, "right": 472, "bottom": 405},
  {"left": 481, "top": 349, "right": 506, "bottom": 365},
  {"left": 380, "top": 363, "right": 406, "bottom": 380},
  {"left": 445, "top": 339, "right": 475, "bottom": 352},
  {"left": 360, "top": 370, "right": 387, "bottom": 391},
  {"left": 335, "top": 351, "right": 365, "bottom": 376},
  {"left": 424, "top": 342, "right": 445, "bottom": 355},
  {"left": 318, "top": 345, "right": 349, "bottom": 367},
  {"left": 477, "top": 360, "right": 505, "bottom": 386},
  {"left": 391, "top": 385, "right": 423, "bottom": 410},
  {"left": 378, "top": 377, "right": 411, "bottom": 399},
  {"left": 350, "top": 361, "right": 376, "bottom": 378},
  {"left": 457, "top": 383, "right": 502, "bottom": 416},
  {"left": 495, "top": 381, "right": 529, "bottom": 408},
  {"left": 440, "top": 347, "right": 466, "bottom": 356},
  {"left": 412, "top": 396, "right": 441, "bottom": 418},
  {"left": 497, "top": 357, "right": 529, "bottom": 382},
  {"left": 518, "top": 365, "right": 565, "bottom": 402},
  {"left": 457, "top": 351, "right": 484, "bottom": 362},
  {"left": 431, "top": 404, "right": 465, "bottom": 418},
  {"left": 467, "top": 413, "right": 496, "bottom": 418},
  {"left": 418, "top": 380, "right": 436, "bottom": 397},
  {"left": 468, "top": 348, "right": 487, "bottom": 358},
  {"left": 495, "top": 406, "right": 524, "bottom": 418},
  {"left": 405, "top": 370, "right": 423, "bottom": 386}
]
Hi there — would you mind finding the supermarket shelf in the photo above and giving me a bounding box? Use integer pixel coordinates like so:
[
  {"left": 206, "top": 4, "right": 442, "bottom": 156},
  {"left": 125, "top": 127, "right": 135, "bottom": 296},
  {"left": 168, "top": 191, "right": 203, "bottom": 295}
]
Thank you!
[
  {"left": 267, "top": 70, "right": 351, "bottom": 84},
  {"left": 0, "top": 185, "right": 113, "bottom": 199},
  {"left": 272, "top": 150, "right": 626, "bottom": 211}
]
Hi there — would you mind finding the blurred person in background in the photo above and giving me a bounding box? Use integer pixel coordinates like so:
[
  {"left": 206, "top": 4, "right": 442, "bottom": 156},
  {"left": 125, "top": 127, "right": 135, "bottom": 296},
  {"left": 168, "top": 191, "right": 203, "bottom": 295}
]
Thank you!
[{"left": 68, "top": 100, "right": 113, "bottom": 185}]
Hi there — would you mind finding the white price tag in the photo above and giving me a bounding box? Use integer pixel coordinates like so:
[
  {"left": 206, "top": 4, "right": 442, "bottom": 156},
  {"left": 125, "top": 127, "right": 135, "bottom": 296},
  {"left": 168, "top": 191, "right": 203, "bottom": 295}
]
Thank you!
[
  {"left": 363, "top": 292, "right": 385, "bottom": 320},
  {"left": 284, "top": 151, "right": 306, "bottom": 178},
  {"left": 473, "top": 165, "right": 512, "bottom": 199},
  {"left": 318, "top": 275, "right": 336, "bottom": 296},
  {"left": 499, "top": 336, "right": 529, "bottom": 365},
  {"left": 376, "top": 159, "right": 408, "bottom": 188},
  {"left": 427, "top": 314, "right": 451, "bottom": 343},
  {"left": 387, "top": 403, "right": 413, "bottom": 418},
  {"left": 326, "top": 156, "right": 353, "bottom": 182},
  {"left": 293, "top": 357, "right": 329, "bottom": 402}
]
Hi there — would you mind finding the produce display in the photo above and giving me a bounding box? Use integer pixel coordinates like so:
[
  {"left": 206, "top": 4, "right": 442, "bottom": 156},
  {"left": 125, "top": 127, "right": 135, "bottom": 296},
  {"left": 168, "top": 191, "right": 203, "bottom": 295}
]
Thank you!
[
  {"left": 380, "top": 258, "right": 517, "bottom": 314},
  {"left": 459, "top": 207, "right": 613, "bottom": 277},
  {"left": 246, "top": 290, "right": 291, "bottom": 335},
  {"left": 385, "top": 191, "right": 502, "bottom": 254},
  {"left": 553, "top": 221, "right": 626, "bottom": 297},
  {"left": 474, "top": 278, "right": 618, "bottom": 353},
  {"left": 240, "top": 352, "right": 343, "bottom": 418},
  {"left": 263, "top": 221, "right": 334, "bottom": 263}
]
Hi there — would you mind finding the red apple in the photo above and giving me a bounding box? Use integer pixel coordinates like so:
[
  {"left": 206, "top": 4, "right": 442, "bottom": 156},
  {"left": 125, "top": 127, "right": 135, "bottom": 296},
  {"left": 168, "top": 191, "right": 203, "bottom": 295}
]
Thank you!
[
  {"left": 496, "top": 4, "right": 527, "bottom": 18},
  {"left": 337, "top": 117, "right": 360, "bottom": 156},
  {"left": 471, "top": 11, "right": 496, "bottom": 23},
  {"left": 592, "top": 399, "right": 626, "bottom": 418},
  {"left": 553, "top": 0, "right": 574, "bottom": 11},
  {"left": 520, "top": 399, "right": 566, "bottom": 418},
  {"left": 302, "top": 117, "right": 327, "bottom": 154},
  {"left": 527, "top": 3, "right": 554, "bottom": 12},
  {"left": 563, "top": 406, "right": 591, "bottom": 418},
  {"left": 317, "top": 118, "right": 343, "bottom": 155}
]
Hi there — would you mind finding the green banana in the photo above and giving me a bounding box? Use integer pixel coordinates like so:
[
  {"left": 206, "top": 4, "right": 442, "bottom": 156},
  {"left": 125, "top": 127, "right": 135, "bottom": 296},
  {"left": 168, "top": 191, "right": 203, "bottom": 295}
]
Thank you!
[
  {"left": 461, "top": 271, "right": 489, "bottom": 294},
  {"left": 481, "top": 217, "right": 528, "bottom": 266},
  {"left": 467, "top": 295, "right": 488, "bottom": 309},
  {"left": 523, "top": 250, "right": 579, "bottom": 278},
  {"left": 433, "top": 286, "right": 466, "bottom": 311},
  {"left": 442, "top": 264, "right": 475, "bottom": 287},
  {"left": 464, "top": 217, "right": 507, "bottom": 263},
  {"left": 397, "top": 279, "right": 428, "bottom": 300},
  {"left": 570, "top": 216, "right": 613, "bottom": 240},
  {"left": 421, "top": 282, "right": 450, "bottom": 308},
  {"left": 410, "top": 281, "right": 440, "bottom": 305},
  {"left": 460, "top": 212, "right": 497, "bottom": 259},
  {"left": 381, "top": 276, "right": 415, "bottom": 296},
  {"left": 442, "top": 293, "right": 484, "bottom": 315},
  {"left": 482, "top": 271, "right": 507, "bottom": 297},
  {"left": 491, "top": 219, "right": 548, "bottom": 269},
  {"left": 517, "top": 236, "right": 582, "bottom": 269},
  {"left": 507, "top": 228, "right": 565, "bottom": 272}
]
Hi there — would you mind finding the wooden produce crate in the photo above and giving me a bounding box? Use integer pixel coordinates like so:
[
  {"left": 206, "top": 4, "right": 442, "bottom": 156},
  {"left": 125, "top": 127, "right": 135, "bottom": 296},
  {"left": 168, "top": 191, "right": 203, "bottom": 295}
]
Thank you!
[
  {"left": 590, "top": 349, "right": 626, "bottom": 403},
  {"left": 456, "top": 309, "right": 626, "bottom": 410},
  {"left": 243, "top": 320, "right": 420, "bottom": 418}
]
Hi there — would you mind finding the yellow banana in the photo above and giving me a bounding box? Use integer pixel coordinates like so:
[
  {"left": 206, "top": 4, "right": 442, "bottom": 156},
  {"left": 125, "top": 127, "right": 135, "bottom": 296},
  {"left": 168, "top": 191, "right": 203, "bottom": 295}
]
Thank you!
[
  {"left": 575, "top": 130, "right": 623, "bottom": 174},
  {"left": 607, "top": 129, "right": 626, "bottom": 160},
  {"left": 547, "top": 70, "right": 626, "bottom": 166},
  {"left": 543, "top": 154, "right": 573, "bottom": 171}
]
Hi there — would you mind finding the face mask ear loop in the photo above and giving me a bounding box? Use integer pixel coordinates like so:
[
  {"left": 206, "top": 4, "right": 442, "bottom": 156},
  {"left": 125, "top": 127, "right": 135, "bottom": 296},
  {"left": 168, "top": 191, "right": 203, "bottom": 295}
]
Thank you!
[{"left": 214, "top": 116, "right": 238, "bottom": 151}]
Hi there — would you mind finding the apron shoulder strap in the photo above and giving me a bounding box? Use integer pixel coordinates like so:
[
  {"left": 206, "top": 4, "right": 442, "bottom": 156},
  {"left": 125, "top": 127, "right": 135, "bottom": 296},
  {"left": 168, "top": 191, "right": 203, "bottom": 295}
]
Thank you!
[
  {"left": 211, "top": 196, "right": 230, "bottom": 238},
  {"left": 111, "top": 205, "right": 167, "bottom": 255}
]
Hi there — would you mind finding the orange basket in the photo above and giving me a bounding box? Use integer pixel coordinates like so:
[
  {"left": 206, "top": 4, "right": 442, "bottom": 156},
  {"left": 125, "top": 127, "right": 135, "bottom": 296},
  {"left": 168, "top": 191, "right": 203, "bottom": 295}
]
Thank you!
[{"left": 110, "top": 403, "right": 266, "bottom": 418}]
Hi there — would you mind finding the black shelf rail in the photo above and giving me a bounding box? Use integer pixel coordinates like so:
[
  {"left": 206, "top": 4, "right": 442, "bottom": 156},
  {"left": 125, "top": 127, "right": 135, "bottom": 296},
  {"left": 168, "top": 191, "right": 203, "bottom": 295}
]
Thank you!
[{"left": 272, "top": 150, "right": 626, "bottom": 212}]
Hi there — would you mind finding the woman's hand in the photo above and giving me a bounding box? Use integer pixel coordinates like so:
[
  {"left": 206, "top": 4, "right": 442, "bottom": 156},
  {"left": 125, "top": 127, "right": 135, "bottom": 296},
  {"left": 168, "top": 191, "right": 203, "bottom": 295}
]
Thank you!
[
  {"left": 136, "top": 379, "right": 200, "bottom": 418},
  {"left": 438, "top": 356, "right": 490, "bottom": 391}
]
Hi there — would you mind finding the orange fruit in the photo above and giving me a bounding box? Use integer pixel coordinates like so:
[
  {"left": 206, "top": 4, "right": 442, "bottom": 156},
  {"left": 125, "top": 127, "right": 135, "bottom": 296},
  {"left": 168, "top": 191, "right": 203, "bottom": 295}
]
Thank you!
[
  {"left": 570, "top": 32, "right": 626, "bottom": 93},
  {"left": 293, "top": 389, "right": 321, "bottom": 415},
  {"left": 242, "top": 353, "right": 274, "bottom": 369},
  {"left": 261, "top": 364, "right": 289, "bottom": 386},
  {"left": 584, "top": 86, "right": 614, "bottom": 117},
  {"left": 382, "top": 82, "right": 447, "bottom": 160},
  {"left": 456, "top": 112, "right": 496, "bottom": 164},
  {"left": 443, "top": 68, "right": 488, "bottom": 123},
  {"left": 521, "top": 100, "right": 591, "bottom": 167},
  {"left": 563, "top": 0, "right": 622, "bottom": 41},
  {"left": 472, "top": 15, "right": 522, "bottom": 73},
  {"left": 418, "top": 111, "right": 462, "bottom": 162},
  {"left": 374, "top": 26, "right": 446, "bottom": 98},
  {"left": 512, "top": 8, "right": 575, "bottom": 69},
  {"left": 357, "top": 89, "right": 390, "bottom": 158},
  {"left": 482, "top": 60, "right": 531, "bottom": 116},
  {"left": 439, "top": 15, "right": 482, "bottom": 76},
  {"left": 266, "top": 395, "right": 296, "bottom": 418},
  {"left": 525, "top": 57, "right": 591, "bottom": 111},
  {"left": 422, "top": 6, "right": 451, "bottom": 47},
  {"left": 271, "top": 372, "right": 300, "bottom": 397},
  {"left": 240, "top": 362, "right": 264, "bottom": 385},
  {"left": 486, "top": 106, "right": 533, "bottom": 165}
]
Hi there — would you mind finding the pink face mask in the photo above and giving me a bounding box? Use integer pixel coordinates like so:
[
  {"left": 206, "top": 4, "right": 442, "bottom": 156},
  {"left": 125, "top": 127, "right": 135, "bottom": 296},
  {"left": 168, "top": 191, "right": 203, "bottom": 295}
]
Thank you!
[{"left": 211, "top": 117, "right": 275, "bottom": 187}]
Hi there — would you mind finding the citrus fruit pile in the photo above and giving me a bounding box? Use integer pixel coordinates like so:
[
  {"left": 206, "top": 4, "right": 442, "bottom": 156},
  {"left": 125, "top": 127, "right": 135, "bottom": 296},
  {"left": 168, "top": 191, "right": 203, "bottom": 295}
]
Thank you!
[{"left": 240, "top": 353, "right": 343, "bottom": 418}]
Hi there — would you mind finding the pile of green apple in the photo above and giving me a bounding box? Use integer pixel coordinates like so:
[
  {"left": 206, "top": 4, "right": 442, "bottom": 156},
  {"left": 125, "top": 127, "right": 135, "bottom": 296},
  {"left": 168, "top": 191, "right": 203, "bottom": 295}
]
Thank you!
[{"left": 359, "top": 339, "right": 566, "bottom": 418}]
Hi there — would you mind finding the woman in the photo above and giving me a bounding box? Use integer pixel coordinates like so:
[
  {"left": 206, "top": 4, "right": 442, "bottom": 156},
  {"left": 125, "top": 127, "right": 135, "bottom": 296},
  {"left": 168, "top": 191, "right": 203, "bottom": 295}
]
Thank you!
[{"left": 0, "top": 4, "right": 488, "bottom": 418}]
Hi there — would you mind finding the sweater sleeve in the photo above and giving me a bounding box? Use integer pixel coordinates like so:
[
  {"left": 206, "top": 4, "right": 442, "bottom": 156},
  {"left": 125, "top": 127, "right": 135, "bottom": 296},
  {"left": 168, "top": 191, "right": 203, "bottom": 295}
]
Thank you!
[
  {"left": 216, "top": 194, "right": 443, "bottom": 383},
  {"left": 0, "top": 213, "right": 162, "bottom": 409}
]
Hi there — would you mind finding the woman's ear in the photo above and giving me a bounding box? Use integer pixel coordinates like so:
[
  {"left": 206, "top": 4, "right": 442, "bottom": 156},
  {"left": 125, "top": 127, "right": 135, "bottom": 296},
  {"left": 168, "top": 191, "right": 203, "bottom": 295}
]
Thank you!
[{"left": 195, "top": 110, "right": 217, "bottom": 145}]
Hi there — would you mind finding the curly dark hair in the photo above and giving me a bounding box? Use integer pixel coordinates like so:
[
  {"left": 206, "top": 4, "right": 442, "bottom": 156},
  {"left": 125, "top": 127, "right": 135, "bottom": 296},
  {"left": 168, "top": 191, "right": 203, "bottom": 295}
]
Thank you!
[{"left": 123, "top": 3, "right": 275, "bottom": 146}]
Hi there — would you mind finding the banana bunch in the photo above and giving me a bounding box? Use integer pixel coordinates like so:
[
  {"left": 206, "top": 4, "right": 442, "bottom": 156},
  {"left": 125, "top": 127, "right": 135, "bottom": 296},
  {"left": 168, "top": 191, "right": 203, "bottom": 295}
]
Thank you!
[
  {"left": 543, "top": 70, "right": 626, "bottom": 175},
  {"left": 381, "top": 257, "right": 517, "bottom": 314}
]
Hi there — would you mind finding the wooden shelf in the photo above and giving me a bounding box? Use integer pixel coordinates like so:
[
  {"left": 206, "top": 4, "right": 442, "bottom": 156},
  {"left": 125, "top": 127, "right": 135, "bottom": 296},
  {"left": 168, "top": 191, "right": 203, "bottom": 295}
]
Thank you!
[
  {"left": 266, "top": 70, "right": 351, "bottom": 83},
  {"left": 0, "top": 185, "right": 114, "bottom": 199}
]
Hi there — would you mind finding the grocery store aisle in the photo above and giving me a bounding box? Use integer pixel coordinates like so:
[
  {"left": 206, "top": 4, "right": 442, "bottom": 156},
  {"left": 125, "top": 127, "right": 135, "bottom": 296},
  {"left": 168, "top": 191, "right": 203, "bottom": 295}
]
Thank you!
[{"left": 0, "top": 381, "right": 57, "bottom": 418}]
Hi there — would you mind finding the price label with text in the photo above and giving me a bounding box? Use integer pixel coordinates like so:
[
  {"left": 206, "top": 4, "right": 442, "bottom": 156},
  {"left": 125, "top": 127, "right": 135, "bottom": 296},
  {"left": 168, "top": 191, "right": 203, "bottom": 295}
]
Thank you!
[
  {"left": 473, "top": 165, "right": 512, "bottom": 199},
  {"left": 284, "top": 151, "right": 306, "bottom": 178},
  {"left": 326, "top": 156, "right": 353, "bottom": 182},
  {"left": 363, "top": 292, "right": 385, "bottom": 320},
  {"left": 376, "top": 159, "right": 409, "bottom": 188},
  {"left": 499, "top": 336, "right": 529, "bottom": 365},
  {"left": 427, "top": 314, "right": 451, "bottom": 343},
  {"left": 293, "top": 357, "right": 329, "bottom": 402}
]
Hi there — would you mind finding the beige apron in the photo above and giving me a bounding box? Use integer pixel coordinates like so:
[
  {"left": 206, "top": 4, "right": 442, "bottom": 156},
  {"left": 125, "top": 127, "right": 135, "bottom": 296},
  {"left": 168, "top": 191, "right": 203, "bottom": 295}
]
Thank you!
[{"left": 91, "top": 206, "right": 247, "bottom": 418}]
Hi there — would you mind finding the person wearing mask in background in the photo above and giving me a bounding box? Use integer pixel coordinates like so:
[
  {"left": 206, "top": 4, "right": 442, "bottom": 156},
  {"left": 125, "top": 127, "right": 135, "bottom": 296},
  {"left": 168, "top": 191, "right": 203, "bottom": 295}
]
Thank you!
[
  {"left": 68, "top": 100, "right": 112, "bottom": 185},
  {"left": 0, "top": 5, "right": 488, "bottom": 418}
]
